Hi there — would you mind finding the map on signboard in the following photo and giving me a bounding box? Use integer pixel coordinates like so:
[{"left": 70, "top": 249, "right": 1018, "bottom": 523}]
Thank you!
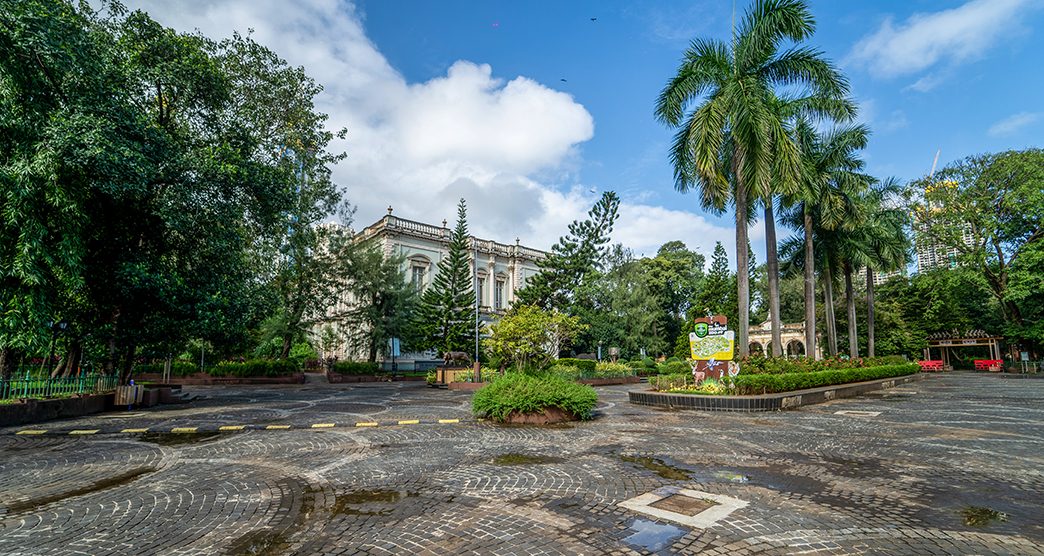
[{"left": 689, "top": 330, "right": 735, "bottom": 360}]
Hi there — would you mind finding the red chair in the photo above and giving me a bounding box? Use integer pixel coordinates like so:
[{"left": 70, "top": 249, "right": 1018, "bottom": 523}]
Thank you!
[
  {"left": 974, "top": 360, "right": 1003, "bottom": 372},
  {"left": 918, "top": 360, "right": 944, "bottom": 372}
]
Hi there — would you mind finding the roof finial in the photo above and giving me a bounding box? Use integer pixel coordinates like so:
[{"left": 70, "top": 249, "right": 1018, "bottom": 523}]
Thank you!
[
  {"left": 387, "top": 205, "right": 393, "bottom": 215},
  {"left": 516, "top": 237, "right": 520, "bottom": 245},
  {"left": 442, "top": 219, "right": 448, "bottom": 228}
]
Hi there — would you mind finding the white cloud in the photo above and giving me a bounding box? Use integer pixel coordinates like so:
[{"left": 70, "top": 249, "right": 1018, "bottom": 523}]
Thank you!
[
  {"left": 847, "top": 0, "right": 1035, "bottom": 80},
  {"left": 988, "top": 112, "right": 1042, "bottom": 137},
  {"left": 123, "top": 0, "right": 741, "bottom": 263}
]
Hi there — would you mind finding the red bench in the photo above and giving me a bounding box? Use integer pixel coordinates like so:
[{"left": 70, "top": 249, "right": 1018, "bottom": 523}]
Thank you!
[
  {"left": 918, "top": 360, "right": 944, "bottom": 372},
  {"left": 974, "top": 359, "right": 1003, "bottom": 372}
]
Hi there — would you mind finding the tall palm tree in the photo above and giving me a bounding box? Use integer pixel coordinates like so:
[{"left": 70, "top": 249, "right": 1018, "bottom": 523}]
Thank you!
[
  {"left": 656, "top": 0, "right": 849, "bottom": 357},
  {"left": 782, "top": 121, "right": 869, "bottom": 357},
  {"left": 857, "top": 178, "right": 910, "bottom": 357}
]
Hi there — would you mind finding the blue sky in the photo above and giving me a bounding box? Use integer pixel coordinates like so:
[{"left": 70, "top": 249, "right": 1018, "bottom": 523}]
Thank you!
[{"left": 136, "top": 0, "right": 1043, "bottom": 263}]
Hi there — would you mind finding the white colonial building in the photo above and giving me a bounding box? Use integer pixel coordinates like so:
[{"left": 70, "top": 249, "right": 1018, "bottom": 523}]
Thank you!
[{"left": 319, "top": 208, "right": 547, "bottom": 367}]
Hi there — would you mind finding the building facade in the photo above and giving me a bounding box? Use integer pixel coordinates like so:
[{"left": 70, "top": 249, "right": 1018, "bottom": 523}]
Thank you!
[
  {"left": 747, "top": 320, "right": 823, "bottom": 359},
  {"left": 320, "top": 209, "right": 547, "bottom": 365}
]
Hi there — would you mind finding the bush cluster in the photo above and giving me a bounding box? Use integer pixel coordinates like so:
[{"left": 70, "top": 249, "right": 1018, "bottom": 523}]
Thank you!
[
  {"left": 333, "top": 361, "right": 380, "bottom": 375},
  {"left": 472, "top": 372, "right": 598, "bottom": 421},
  {"left": 134, "top": 361, "right": 199, "bottom": 376},
  {"left": 209, "top": 359, "right": 301, "bottom": 377},
  {"left": 555, "top": 358, "right": 596, "bottom": 373},
  {"left": 656, "top": 360, "right": 690, "bottom": 375},
  {"left": 740, "top": 355, "right": 908, "bottom": 374},
  {"left": 731, "top": 363, "right": 919, "bottom": 395}
]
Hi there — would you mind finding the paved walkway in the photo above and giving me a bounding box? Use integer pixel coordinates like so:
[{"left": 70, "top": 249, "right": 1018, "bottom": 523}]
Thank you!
[{"left": 0, "top": 373, "right": 1042, "bottom": 555}]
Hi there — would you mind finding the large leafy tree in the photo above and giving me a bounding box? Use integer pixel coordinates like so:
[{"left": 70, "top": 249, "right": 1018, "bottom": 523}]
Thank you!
[
  {"left": 415, "top": 199, "right": 477, "bottom": 355},
  {"left": 484, "top": 305, "right": 584, "bottom": 371},
  {"left": 916, "top": 149, "right": 1044, "bottom": 355},
  {"left": 655, "top": 0, "right": 850, "bottom": 357}
]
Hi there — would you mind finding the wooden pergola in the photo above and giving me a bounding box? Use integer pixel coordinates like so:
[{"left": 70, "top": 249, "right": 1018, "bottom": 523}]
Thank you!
[{"left": 924, "top": 329, "right": 1003, "bottom": 366}]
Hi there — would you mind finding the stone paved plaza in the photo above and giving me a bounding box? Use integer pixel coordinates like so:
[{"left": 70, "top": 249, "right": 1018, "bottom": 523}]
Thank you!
[{"left": 0, "top": 373, "right": 1042, "bottom": 555}]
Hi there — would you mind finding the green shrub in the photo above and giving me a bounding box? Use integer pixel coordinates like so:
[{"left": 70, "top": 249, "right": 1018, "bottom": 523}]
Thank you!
[
  {"left": 209, "top": 359, "right": 301, "bottom": 377},
  {"left": 641, "top": 357, "right": 656, "bottom": 368},
  {"left": 425, "top": 370, "right": 437, "bottom": 385},
  {"left": 333, "top": 361, "right": 380, "bottom": 375},
  {"left": 545, "top": 364, "right": 583, "bottom": 380},
  {"left": 649, "top": 373, "right": 695, "bottom": 391},
  {"left": 740, "top": 355, "right": 908, "bottom": 374},
  {"left": 666, "top": 356, "right": 681, "bottom": 364},
  {"left": 472, "top": 372, "right": 598, "bottom": 421},
  {"left": 731, "top": 364, "right": 918, "bottom": 394},
  {"left": 594, "top": 362, "right": 634, "bottom": 378},
  {"left": 657, "top": 360, "right": 690, "bottom": 375},
  {"left": 555, "top": 358, "right": 596, "bottom": 373}
]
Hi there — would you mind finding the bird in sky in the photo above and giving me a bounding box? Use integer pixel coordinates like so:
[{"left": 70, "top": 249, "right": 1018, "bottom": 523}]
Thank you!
[
  {"left": 560, "top": 78, "right": 567, "bottom": 82},
  {"left": 590, "top": 17, "right": 597, "bottom": 21}
]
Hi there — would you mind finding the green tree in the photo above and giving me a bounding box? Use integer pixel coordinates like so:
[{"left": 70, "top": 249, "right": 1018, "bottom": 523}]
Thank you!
[
  {"left": 415, "top": 199, "right": 476, "bottom": 355},
  {"left": 916, "top": 149, "right": 1044, "bottom": 354},
  {"left": 515, "top": 192, "right": 620, "bottom": 311},
  {"left": 655, "top": 0, "right": 851, "bottom": 357},
  {"left": 338, "top": 243, "right": 417, "bottom": 363},
  {"left": 484, "top": 305, "right": 584, "bottom": 371}
]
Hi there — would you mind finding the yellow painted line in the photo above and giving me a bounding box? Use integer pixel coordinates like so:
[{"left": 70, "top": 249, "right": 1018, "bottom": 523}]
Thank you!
[
  {"left": 397, "top": 419, "right": 420, "bottom": 425},
  {"left": 438, "top": 419, "right": 460, "bottom": 424},
  {"left": 310, "top": 423, "right": 335, "bottom": 428},
  {"left": 219, "top": 425, "right": 245, "bottom": 431},
  {"left": 171, "top": 427, "right": 198, "bottom": 434},
  {"left": 121, "top": 428, "right": 149, "bottom": 434},
  {"left": 265, "top": 425, "right": 291, "bottom": 430},
  {"left": 355, "top": 422, "right": 379, "bottom": 427},
  {"left": 69, "top": 429, "right": 99, "bottom": 435},
  {"left": 16, "top": 430, "right": 47, "bottom": 435}
]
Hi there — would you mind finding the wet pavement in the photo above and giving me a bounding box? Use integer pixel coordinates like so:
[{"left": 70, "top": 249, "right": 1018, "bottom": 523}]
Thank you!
[{"left": 0, "top": 372, "right": 1042, "bottom": 555}]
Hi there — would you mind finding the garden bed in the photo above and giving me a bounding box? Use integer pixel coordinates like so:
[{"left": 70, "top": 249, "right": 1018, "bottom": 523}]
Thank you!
[
  {"left": 133, "top": 373, "right": 305, "bottom": 385},
  {"left": 0, "top": 393, "right": 115, "bottom": 427},
  {"left": 630, "top": 372, "right": 924, "bottom": 412}
]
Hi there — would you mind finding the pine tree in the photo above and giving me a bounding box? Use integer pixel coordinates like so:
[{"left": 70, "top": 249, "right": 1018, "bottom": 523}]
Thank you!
[
  {"left": 515, "top": 192, "right": 621, "bottom": 310},
  {"left": 415, "top": 199, "right": 477, "bottom": 354},
  {"left": 692, "top": 242, "right": 736, "bottom": 324}
]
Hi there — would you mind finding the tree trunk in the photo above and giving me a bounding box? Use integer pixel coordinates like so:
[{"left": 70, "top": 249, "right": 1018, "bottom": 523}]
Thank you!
[
  {"left": 280, "top": 334, "right": 293, "bottom": 359},
  {"left": 0, "top": 347, "right": 17, "bottom": 382},
  {"left": 844, "top": 262, "right": 858, "bottom": 359},
  {"left": 866, "top": 268, "right": 876, "bottom": 358},
  {"left": 802, "top": 206, "right": 817, "bottom": 359},
  {"left": 734, "top": 157, "right": 750, "bottom": 358},
  {"left": 764, "top": 201, "right": 782, "bottom": 357},
  {"left": 105, "top": 336, "right": 116, "bottom": 376},
  {"left": 118, "top": 343, "right": 137, "bottom": 385},
  {"left": 823, "top": 263, "right": 838, "bottom": 356}
]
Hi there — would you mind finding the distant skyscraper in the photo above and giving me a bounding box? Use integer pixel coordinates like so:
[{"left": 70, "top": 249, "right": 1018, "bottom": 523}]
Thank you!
[{"left": 913, "top": 180, "right": 975, "bottom": 273}]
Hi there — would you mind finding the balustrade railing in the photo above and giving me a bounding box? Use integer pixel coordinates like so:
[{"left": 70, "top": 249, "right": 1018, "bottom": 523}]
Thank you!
[{"left": 0, "top": 373, "right": 119, "bottom": 401}]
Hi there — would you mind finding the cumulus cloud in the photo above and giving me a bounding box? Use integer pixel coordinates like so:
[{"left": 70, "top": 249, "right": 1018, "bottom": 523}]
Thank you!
[
  {"left": 122, "top": 0, "right": 740, "bottom": 261},
  {"left": 847, "top": 0, "right": 1035, "bottom": 81},
  {"left": 988, "top": 112, "right": 1042, "bottom": 137}
]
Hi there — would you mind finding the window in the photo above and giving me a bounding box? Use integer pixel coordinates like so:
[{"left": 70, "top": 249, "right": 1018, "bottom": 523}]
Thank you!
[
  {"left": 477, "top": 277, "right": 485, "bottom": 307},
  {"left": 495, "top": 280, "right": 504, "bottom": 309},
  {"left": 411, "top": 266, "right": 426, "bottom": 291}
]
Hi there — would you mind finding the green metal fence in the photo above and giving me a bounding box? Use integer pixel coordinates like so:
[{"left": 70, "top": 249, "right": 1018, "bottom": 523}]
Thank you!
[{"left": 0, "top": 373, "right": 119, "bottom": 401}]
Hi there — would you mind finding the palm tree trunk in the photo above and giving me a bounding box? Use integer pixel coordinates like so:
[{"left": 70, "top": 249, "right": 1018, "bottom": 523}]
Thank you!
[
  {"left": 823, "top": 263, "right": 838, "bottom": 356},
  {"left": 765, "top": 200, "right": 782, "bottom": 357},
  {"left": 802, "top": 206, "right": 817, "bottom": 359},
  {"left": 844, "top": 261, "right": 858, "bottom": 358},
  {"left": 866, "top": 267, "right": 876, "bottom": 358},
  {"left": 734, "top": 161, "right": 750, "bottom": 358}
]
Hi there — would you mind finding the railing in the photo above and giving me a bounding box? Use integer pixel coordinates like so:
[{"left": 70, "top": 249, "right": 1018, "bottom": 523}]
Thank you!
[{"left": 0, "top": 373, "right": 120, "bottom": 401}]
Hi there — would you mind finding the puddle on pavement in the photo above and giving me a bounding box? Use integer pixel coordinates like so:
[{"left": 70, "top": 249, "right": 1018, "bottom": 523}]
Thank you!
[
  {"left": 6, "top": 467, "right": 155, "bottom": 514},
  {"left": 961, "top": 506, "right": 1007, "bottom": 527},
  {"left": 492, "top": 453, "right": 565, "bottom": 466},
  {"left": 332, "top": 489, "right": 411, "bottom": 516},
  {"left": 619, "top": 455, "right": 691, "bottom": 480},
  {"left": 227, "top": 484, "right": 318, "bottom": 555},
  {"left": 623, "top": 518, "right": 685, "bottom": 551},
  {"left": 137, "top": 432, "right": 221, "bottom": 446},
  {"left": 713, "top": 471, "right": 749, "bottom": 483}
]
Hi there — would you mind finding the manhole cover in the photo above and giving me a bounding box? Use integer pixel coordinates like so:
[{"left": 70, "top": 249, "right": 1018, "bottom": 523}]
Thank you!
[{"left": 650, "top": 494, "right": 718, "bottom": 516}]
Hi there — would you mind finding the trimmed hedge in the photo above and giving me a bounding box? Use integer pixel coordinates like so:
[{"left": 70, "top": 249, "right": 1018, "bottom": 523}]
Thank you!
[
  {"left": 333, "top": 361, "right": 380, "bottom": 375},
  {"left": 555, "top": 358, "right": 596, "bottom": 373},
  {"left": 731, "top": 364, "right": 919, "bottom": 395},
  {"left": 657, "top": 360, "right": 690, "bottom": 375},
  {"left": 209, "top": 359, "right": 301, "bottom": 377},
  {"left": 472, "top": 372, "right": 598, "bottom": 421},
  {"left": 740, "top": 355, "right": 908, "bottom": 375}
]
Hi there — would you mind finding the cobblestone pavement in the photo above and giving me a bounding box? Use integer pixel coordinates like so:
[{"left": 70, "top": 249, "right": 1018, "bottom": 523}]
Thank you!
[{"left": 1, "top": 373, "right": 1042, "bottom": 555}]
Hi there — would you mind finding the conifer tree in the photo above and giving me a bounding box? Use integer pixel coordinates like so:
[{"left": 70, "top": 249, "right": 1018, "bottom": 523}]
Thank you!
[
  {"left": 515, "top": 192, "right": 621, "bottom": 310},
  {"left": 415, "top": 199, "right": 477, "bottom": 354}
]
